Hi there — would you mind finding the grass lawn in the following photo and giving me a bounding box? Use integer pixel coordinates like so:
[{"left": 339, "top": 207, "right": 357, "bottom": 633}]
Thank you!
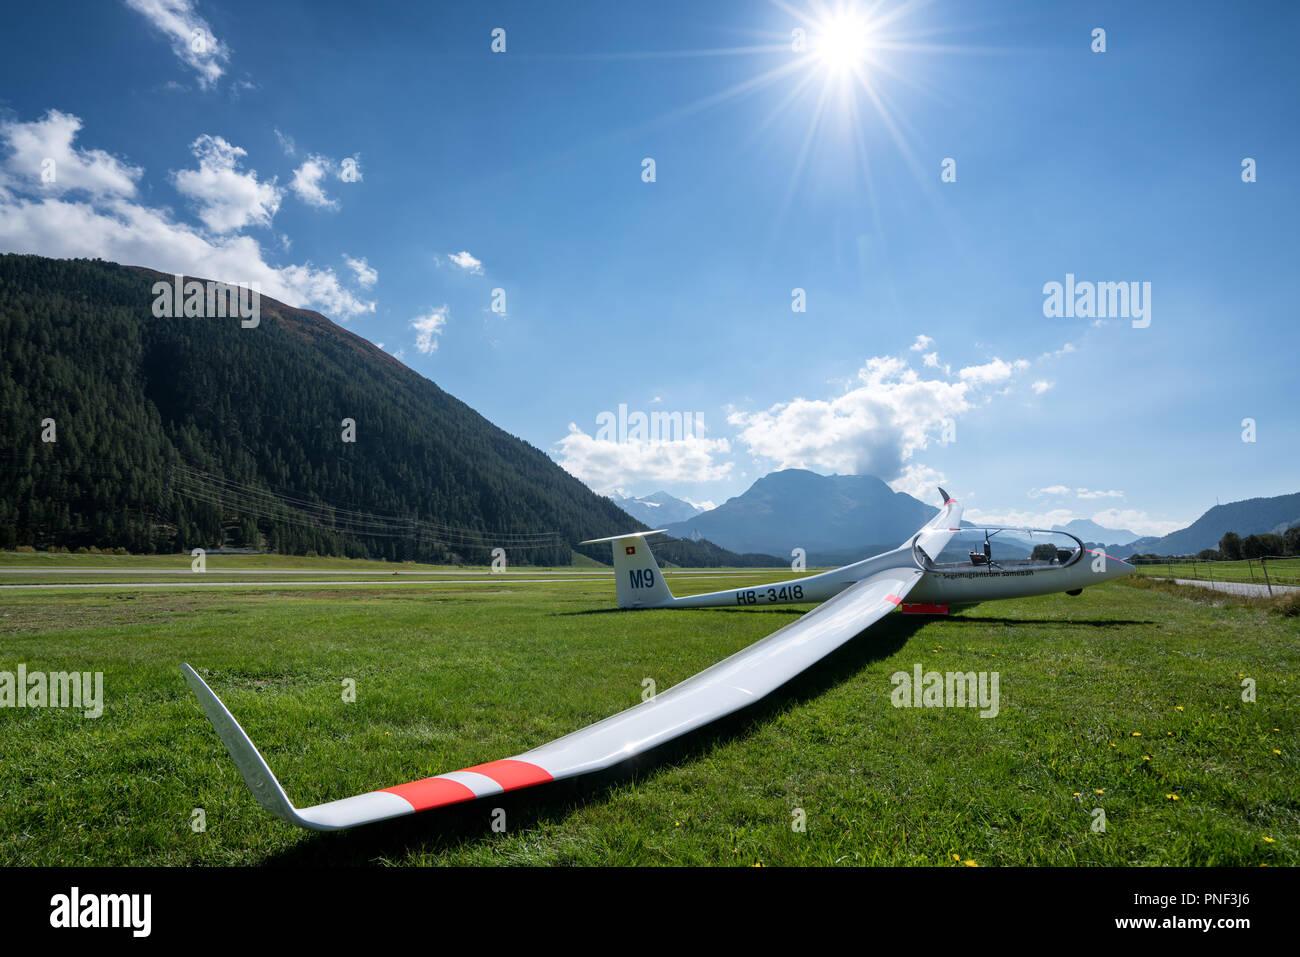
[{"left": 0, "top": 561, "right": 1295, "bottom": 866}]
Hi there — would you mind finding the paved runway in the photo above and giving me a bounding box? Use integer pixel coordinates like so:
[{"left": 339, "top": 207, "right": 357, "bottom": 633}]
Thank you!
[
  {"left": 0, "top": 577, "right": 597, "bottom": 590},
  {"left": 1152, "top": 577, "right": 1299, "bottom": 597}
]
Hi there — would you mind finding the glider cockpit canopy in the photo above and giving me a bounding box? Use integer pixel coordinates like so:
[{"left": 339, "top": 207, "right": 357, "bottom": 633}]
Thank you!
[{"left": 912, "top": 526, "right": 1087, "bottom": 573}]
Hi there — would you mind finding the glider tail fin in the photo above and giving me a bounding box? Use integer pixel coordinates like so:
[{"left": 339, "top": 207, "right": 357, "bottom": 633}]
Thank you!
[{"left": 580, "top": 530, "right": 675, "bottom": 609}]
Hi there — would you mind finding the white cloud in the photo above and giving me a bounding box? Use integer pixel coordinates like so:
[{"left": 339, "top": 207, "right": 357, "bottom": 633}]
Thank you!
[
  {"left": 343, "top": 255, "right": 377, "bottom": 288},
  {"left": 921, "top": 351, "right": 951, "bottom": 374},
  {"left": 727, "top": 355, "right": 976, "bottom": 481},
  {"left": 0, "top": 111, "right": 374, "bottom": 318},
  {"left": 172, "top": 134, "right": 281, "bottom": 233},
  {"left": 1038, "top": 342, "right": 1076, "bottom": 361},
  {"left": 290, "top": 155, "right": 337, "bottom": 209},
  {"left": 909, "top": 334, "right": 934, "bottom": 352},
  {"left": 1031, "top": 380, "right": 1053, "bottom": 394},
  {"left": 964, "top": 506, "right": 1077, "bottom": 530},
  {"left": 957, "top": 357, "right": 1029, "bottom": 385},
  {"left": 554, "top": 424, "right": 732, "bottom": 494},
  {"left": 411, "top": 306, "right": 449, "bottom": 353},
  {"left": 123, "top": 0, "right": 230, "bottom": 89},
  {"left": 1075, "top": 488, "right": 1125, "bottom": 500},
  {"left": 1029, "top": 485, "right": 1124, "bottom": 500},
  {"left": 1028, "top": 485, "right": 1073, "bottom": 498},
  {"left": 446, "top": 250, "right": 483, "bottom": 274},
  {"left": 273, "top": 128, "right": 296, "bottom": 156},
  {"left": 889, "top": 463, "right": 950, "bottom": 504},
  {"left": 1, "top": 110, "right": 141, "bottom": 198}
]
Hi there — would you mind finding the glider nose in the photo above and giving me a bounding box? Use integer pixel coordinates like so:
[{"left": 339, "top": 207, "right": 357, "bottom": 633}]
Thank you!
[
  {"left": 1087, "top": 549, "right": 1134, "bottom": 582},
  {"left": 1106, "top": 555, "right": 1136, "bottom": 581}
]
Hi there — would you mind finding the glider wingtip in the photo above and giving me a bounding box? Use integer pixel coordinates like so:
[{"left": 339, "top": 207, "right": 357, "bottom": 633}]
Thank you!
[{"left": 180, "top": 662, "right": 304, "bottom": 827}]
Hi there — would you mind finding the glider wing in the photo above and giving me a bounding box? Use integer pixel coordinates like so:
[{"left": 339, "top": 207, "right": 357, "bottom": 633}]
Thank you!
[{"left": 183, "top": 507, "right": 959, "bottom": 830}]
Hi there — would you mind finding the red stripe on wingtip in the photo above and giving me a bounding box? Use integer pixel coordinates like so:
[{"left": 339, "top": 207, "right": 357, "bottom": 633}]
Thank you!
[
  {"left": 884, "top": 593, "right": 903, "bottom": 606},
  {"left": 465, "top": 759, "right": 553, "bottom": 790},
  {"left": 945, "top": 499, "right": 956, "bottom": 505},
  {"left": 382, "top": 776, "right": 476, "bottom": 812}
]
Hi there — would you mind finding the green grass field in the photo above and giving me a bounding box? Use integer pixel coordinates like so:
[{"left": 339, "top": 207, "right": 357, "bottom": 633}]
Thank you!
[{"left": 1, "top": 558, "right": 1295, "bottom": 866}]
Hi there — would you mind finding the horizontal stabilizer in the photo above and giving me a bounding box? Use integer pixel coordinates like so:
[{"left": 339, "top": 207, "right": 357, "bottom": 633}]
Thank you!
[{"left": 579, "top": 529, "right": 667, "bottom": 545}]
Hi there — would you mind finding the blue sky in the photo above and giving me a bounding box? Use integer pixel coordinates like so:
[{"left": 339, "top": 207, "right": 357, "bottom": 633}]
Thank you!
[{"left": 1, "top": 0, "right": 1296, "bottom": 536}]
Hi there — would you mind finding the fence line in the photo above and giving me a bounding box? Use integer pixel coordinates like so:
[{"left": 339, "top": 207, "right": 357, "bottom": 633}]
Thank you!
[{"left": 1127, "top": 555, "right": 1299, "bottom": 595}]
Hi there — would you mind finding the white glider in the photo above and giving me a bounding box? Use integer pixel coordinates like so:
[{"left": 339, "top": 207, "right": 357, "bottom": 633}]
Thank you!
[
  {"left": 587, "top": 488, "right": 1132, "bottom": 612},
  {"left": 181, "top": 488, "right": 1131, "bottom": 830}
]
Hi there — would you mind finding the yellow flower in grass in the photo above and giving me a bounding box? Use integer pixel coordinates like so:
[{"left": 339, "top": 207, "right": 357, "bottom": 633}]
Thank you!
[
  {"left": 1165, "top": 793, "right": 1179, "bottom": 801},
  {"left": 1131, "top": 732, "right": 1142, "bottom": 737},
  {"left": 962, "top": 859, "right": 978, "bottom": 867},
  {"left": 1262, "top": 836, "right": 1275, "bottom": 844},
  {"left": 1095, "top": 789, "right": 1104, "bottom": 794},
  {"left": 1176, "top": 706, "right": 1184, "bottom": 712},
  {"left": 1143, "top": 756, "right": 1151, "bottom": 761},
  {"left": 952, "top": 853, "right": 961, "bottom": 861},
  {"left": 1273, "top": 750, "right": 1282, "bottom": 756}
]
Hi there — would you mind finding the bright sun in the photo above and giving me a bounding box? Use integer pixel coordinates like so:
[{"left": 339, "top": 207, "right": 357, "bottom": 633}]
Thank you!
[{"left": 814, "top": 13, "right": 871, "bottom": 73}]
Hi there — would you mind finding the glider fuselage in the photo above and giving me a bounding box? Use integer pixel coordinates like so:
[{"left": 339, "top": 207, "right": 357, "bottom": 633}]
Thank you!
[{"left": 595, "top": 522, "right": 1133, "bottom": 611}]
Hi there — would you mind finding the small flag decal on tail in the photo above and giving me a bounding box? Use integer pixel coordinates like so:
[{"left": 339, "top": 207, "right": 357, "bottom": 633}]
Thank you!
[{"left": 626, "top": 546, "right": 636, "bottom": 555}]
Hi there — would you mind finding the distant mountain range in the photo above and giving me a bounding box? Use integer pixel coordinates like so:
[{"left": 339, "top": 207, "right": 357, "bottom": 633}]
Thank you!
[
  {"left": 663, "top": 470, "right": 938, "bottom": 562},
  {"left": 609, "top": 490, "right": 703, "bottom": 526},
  {"left": 644, "top": 470, "right": 1299, "bottom": 563},
  {"left": 1123, "top": 493, "right": 1300, "bottom": 556},
  {"left": 1052, "top": 518, "right": 1138, "bottom": 546}
]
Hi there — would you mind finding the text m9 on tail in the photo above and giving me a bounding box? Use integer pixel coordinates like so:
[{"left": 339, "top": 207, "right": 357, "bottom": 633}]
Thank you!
[{"left": 629, "top": 569, "right": 655, "bottom": 589}]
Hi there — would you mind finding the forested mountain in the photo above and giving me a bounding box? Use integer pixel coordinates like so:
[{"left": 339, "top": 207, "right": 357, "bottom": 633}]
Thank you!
[
  {"left": 1124, "top": 492, "right": 1300, "bottom": 557},
  {"left": 0, "top": 254, "right": 651, "bottom": 564}
]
